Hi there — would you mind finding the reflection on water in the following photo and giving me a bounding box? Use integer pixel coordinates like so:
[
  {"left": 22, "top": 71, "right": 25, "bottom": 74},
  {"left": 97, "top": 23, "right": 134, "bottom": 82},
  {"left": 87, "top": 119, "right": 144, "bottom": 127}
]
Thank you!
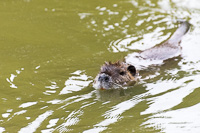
[
  {"left": 143, "top": 103, "right": 200, "bottom": 132},
  {"left": 1, "top": 0, "right": 200, "bottom": 132},
  {"left": 19, "top": 111, "right": 53, "bottom": 133},
  {"left": 142, "top": 75, "right": 200, "bottom": 115},
  {"left": 6, "top": 68, "right": 24, "bottom": 89},
  {"left": 59, "top": 70, "right": 92, "bottom": 95}
]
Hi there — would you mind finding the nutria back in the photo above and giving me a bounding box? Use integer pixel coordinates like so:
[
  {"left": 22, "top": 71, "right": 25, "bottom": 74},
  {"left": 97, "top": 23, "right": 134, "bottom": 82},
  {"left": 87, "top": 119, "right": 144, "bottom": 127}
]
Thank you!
[
  {"left": 126, "top": 21, "right": 190, "bottom": 69},
  {"left": 140, "top": 21, "right": 190, "bottom": 60}
]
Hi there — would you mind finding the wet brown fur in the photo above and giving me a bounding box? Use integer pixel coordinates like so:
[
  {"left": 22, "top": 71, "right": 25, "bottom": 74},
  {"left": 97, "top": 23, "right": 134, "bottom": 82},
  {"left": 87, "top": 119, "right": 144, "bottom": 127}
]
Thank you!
[
  {"left": 100, "top": 61, "right": 135, "bottom": 84},
  {"left": 94, "top": 21, "right": 190, "bottom": 89}
]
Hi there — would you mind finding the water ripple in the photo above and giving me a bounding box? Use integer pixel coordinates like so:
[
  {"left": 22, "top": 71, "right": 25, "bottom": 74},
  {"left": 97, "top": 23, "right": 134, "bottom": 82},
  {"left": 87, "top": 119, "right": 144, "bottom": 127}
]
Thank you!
[
  {"left": 19, "top": 111, "right": 53, "bottom": 133},
  {"left": 59, "top": 70, "right": 92, "bottom": 95},
  {"left": 142, "top": 103, "right": 200, "bottom": 132},
  {"left": 109, "top": 26, "right": 171, "bottom": 53},
  {"left": 83, "top": 93, "right": 147, "bottom": 133},
  {"left": 142, "top": 75, "right": 200, "bottom": 115},
  {"left": 55, "top": 110, "right": 83, "bottom": 132},
  {"left": 6, "top": 68, "right": 24, "bottom": 89}
]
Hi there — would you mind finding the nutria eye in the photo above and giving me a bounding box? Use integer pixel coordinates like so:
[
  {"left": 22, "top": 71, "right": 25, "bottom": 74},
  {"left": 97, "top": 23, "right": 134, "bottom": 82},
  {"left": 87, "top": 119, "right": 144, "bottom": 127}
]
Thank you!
[{"left": 119, "top": 71, "right": 125, "bottom": 75}]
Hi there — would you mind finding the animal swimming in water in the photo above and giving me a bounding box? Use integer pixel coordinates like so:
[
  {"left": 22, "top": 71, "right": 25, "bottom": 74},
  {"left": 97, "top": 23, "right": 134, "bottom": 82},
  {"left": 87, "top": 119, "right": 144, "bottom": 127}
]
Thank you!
[{"left": 93, "top": 21, "right": 190, "bottom": 90}]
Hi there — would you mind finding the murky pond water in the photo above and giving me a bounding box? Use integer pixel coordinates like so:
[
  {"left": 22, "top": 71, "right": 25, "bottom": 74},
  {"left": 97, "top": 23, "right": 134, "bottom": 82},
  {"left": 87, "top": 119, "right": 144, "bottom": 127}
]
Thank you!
[{"left": 0, "top": 0, "right": 200, "bottom": 132}]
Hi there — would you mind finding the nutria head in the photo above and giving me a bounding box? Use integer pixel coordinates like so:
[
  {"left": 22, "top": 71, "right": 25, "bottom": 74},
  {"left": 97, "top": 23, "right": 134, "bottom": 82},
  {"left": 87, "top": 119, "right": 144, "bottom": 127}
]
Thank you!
[{"left": 93, "top": 61, "right": 137, "bottom": 89}]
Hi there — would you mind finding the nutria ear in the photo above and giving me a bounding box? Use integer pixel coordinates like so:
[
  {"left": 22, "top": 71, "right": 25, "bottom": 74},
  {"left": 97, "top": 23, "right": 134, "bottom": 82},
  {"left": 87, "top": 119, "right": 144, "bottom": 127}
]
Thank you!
[{"left": 127, "top": 65, "right": 136, "bottom": 76}]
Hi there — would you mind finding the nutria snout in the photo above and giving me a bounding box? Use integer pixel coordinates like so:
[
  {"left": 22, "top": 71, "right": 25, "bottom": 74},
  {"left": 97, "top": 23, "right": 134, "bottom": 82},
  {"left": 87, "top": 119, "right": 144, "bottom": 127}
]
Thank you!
[{"left": 93, "top": 21, "right": 190, "bottom": 89}]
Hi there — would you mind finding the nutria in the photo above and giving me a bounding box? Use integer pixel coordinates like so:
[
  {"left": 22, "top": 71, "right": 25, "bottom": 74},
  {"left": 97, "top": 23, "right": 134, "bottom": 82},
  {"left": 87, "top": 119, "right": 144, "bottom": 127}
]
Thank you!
[{"left": 93, "top": 21, "right": 190, "bottom": 90}]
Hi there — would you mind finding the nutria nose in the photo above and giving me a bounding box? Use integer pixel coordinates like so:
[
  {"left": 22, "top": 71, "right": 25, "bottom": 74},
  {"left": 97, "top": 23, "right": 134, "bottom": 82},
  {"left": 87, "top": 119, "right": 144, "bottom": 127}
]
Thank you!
[{"left": 98, "top": 74, "right": 110, "bottom": 82}]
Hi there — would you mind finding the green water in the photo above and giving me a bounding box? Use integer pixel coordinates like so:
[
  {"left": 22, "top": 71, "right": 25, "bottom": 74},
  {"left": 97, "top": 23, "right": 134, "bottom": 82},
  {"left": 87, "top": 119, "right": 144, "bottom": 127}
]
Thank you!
[{"left": 1, "top": 0, "right": 200, "bottom": 132}]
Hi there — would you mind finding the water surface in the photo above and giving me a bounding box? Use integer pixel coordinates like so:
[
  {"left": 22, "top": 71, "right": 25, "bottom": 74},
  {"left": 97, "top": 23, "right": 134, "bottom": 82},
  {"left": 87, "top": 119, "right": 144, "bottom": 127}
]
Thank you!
[{"left": 0, "top": 0, "right": 200, "bottom": 132}]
